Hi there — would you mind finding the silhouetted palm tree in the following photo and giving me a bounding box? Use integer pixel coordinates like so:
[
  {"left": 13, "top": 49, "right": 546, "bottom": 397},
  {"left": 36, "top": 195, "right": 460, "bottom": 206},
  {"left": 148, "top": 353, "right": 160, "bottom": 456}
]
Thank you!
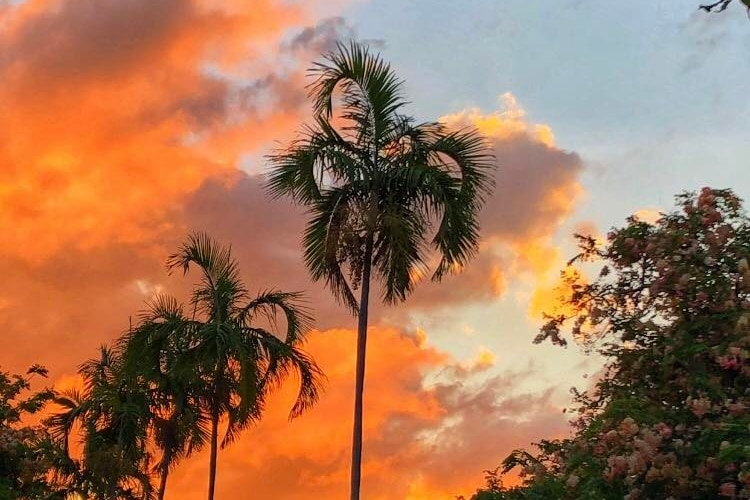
[
  {"left": 147, "top": 232, "right": 324, "bottom": 500},
  {"left": 267, "top": 41, "right": 495, "bottom": 500},
  {"left": 118, "top": 295, "right": 210, "bottom": 500},
  {"left": 47, "top": 346, "right": 154, "bottom": 499}
]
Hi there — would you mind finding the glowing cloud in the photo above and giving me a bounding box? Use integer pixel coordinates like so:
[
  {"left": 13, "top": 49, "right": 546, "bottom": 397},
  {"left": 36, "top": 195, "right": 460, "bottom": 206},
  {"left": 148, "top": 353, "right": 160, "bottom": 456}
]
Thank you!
[
  {"left": 0, "top": 0, "right": 327, "bottom": 261},
  {"left": 633, "top": 208, "right": 662, "bottom": 224},
  {"left": 164, "top": 327, "right": 567, "bottom": 499},
  {"left": 404, "top": 94, "right": 585, "bottom": 312}
]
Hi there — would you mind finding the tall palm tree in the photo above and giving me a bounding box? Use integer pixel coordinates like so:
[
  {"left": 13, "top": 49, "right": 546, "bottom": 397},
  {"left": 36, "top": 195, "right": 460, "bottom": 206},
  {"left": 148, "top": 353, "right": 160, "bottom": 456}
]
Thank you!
[
  {"left": 145, "top": 232, "right": 323, "bottom": 500},
  {"left": 267, "top": 41, "right": 495, "bottom": 499}
]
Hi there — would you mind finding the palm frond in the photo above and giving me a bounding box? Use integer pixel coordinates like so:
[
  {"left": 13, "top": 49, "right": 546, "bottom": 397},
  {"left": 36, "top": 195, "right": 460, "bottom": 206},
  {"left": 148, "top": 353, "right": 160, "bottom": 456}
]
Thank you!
[
  {"left": 310, "top": 41, "right": 407, "bottom": 147},
  {"left": 238, "top": 290, "right": 314, "bottom": 344},
  {"left": 166, "top": 232, "right": 247, "bottom": 317},
  {"left": 252, "top": 328, "right": 325, "bottom": 421},
  {"left": 373, "top": 202, "right": 429, "bottom": 303},
  {"left": 303, "top": 187, "right": 360, "bottom": 313},
  {"left": 266, "top": 117, "right": 366, "bottom": 203}
]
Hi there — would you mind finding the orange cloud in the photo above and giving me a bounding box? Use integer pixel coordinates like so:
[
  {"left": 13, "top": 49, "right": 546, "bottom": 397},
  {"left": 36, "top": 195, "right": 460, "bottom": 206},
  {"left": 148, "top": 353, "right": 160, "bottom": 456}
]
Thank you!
[
  {"left": 163, "top": 327, "right": 567, "bottom": 499},
  {"left": 402, "top": 95, "right": 584, "bottom": 312},
  {"left": 441, "top": 93, "right": 556, "bottom": 148},
  {"left": 529, "top": 266, "right": 586, "bottom": 321},
  {"left": 633, "top": 208, "right": 662, "bottom": 224},
  {"left": 0, "top": 0, "right": 322, "bottom": 261}
]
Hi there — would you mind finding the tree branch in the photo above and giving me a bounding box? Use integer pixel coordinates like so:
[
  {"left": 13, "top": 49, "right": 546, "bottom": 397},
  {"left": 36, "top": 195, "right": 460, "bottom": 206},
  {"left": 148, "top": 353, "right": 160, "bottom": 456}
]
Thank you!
[{"left": 699, "top": 0, "right": 733, "bottom": 13}]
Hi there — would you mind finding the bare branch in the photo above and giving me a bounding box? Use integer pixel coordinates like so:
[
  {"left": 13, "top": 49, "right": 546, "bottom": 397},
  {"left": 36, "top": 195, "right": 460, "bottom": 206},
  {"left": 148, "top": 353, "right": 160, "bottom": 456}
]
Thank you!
[{"left": 699, "top": 0, "right": 734, "bottom": 13}]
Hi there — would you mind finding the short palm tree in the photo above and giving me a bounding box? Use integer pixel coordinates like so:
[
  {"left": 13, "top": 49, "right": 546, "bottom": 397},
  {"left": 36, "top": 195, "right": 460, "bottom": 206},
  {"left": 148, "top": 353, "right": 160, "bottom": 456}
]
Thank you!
[
  {"left": 267, "top": 41, "right": 495, "bottom": 499},
  {"left": 130, "top": 232, "right": 324, "bottom": 500},
  {"left": 47, "top": 346, "right": 154, "bottom": 499},
  {"left": 118, "top": 295, "right": 210, "bottom": 500}
]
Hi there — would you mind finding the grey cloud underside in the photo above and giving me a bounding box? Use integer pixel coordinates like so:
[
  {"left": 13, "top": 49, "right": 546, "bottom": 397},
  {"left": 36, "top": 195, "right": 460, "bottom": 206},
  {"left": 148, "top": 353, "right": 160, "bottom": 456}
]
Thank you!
[{"left": 403, "top": 134, "right": 584, "bottom": 311}]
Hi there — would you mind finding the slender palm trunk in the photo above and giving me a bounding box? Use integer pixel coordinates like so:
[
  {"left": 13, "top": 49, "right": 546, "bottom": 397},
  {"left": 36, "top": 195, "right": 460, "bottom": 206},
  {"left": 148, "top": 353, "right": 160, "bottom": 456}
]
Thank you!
[
  {"left": 157, "top": 454, "right": 170, "bottom": 500},
  {"left": 207, "top": 406, "right": 219, "bottom": 500},
  {"left": 349, "top": 235, "right": 373, "bottom": 500}
]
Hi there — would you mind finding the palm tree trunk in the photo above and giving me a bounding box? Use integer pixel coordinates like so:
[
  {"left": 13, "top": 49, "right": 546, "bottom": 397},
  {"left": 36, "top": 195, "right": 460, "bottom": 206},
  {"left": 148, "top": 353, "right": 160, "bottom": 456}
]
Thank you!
[
  {"left": 157, "top": 455, "right": 170, "bottom": 500},
  {"left": 349, "top": 234, "right": 373, "bottom": 500},
  {"left": 207, "top": 406, "right": 219, "bottom": 500}
]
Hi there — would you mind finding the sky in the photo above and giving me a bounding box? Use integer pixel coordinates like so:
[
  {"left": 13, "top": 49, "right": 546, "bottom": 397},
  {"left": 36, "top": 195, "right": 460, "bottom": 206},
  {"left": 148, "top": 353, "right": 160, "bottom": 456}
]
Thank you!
[{"left": 0, "top": 0, "right": 749, "bottom": 498}]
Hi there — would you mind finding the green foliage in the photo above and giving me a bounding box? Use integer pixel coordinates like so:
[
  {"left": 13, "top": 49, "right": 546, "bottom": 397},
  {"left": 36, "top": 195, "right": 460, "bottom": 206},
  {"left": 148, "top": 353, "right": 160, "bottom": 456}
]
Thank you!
[
  {"left": 44, "top": 232, "right": 325, "bottom": 500},
  {"left": 267, "top": 40, "right": 496, "bottom": 313},
  {"left": 0, "top": 365, "right": 63, "bottom": 499},
  {"left": 468, "top": 188, "right": 750, "bottom": 499},
  {"left": 45, "top": 347, "right": 155, "bottom": 499}
]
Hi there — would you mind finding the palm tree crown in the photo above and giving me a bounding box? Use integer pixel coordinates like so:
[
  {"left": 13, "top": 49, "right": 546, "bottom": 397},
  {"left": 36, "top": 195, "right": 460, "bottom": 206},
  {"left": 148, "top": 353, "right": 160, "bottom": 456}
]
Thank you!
[
  {"left": 46, "top": 346, "right": 154, "bottom": 499},
  {"left": 268, "top": 41, "right": 494, "bottom": 311}
]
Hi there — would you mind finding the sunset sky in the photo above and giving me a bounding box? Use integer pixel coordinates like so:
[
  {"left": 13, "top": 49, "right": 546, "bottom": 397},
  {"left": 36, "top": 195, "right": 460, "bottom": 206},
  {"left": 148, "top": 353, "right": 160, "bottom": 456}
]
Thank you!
[{"left": 1, "top": 1, "right": 749, "bottom": 498}]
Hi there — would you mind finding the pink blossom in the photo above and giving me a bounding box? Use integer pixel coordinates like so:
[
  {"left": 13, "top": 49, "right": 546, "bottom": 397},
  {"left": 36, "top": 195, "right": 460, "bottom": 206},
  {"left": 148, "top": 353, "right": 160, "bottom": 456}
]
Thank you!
[
  {"left": 718, "top": 356, "right": 742, "bottom": 371},
  {"left": 687, "top": 397, "right": 712, "bottom": 418},
  {"left": 566, "top": 474, "right": 580, "bottom": 488},
  {"left": 719, "top": 482, "right": 737, "bottom": 498},
  {"left": 726, "top": 402, "right": 746, "bottom": 416},
  {"left": 619, "top": 417, "right": 640, "bottom": 438},
  {"left": 654, "top": 423, "right": 672, "bottom": 439},
  {"left": 604, "top": 429, "right": 619, "bottom": 442}
]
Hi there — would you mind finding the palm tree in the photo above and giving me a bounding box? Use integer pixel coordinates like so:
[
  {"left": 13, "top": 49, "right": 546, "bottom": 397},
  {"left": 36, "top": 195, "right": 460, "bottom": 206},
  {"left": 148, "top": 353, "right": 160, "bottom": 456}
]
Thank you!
[
  {"left": 267, "top": 41, "right": 495, "bottom": 499},
  {"left": 139, "top": 232, "right": 324, "bottom": 500},
  {"left": 46, "top": 346, "right": 154, "bottom": 499},
  {"left": 119, "top": 296, "right": 210, "bottom": 500}
]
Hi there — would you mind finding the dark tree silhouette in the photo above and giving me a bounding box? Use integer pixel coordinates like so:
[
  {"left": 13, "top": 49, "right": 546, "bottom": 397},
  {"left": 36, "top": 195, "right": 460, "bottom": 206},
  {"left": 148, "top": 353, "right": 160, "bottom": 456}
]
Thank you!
[
  {"left": 135, "top": 233, "right": 323, "bottom": 500},
  {"left": 700, "top": 0, "right": 750, "bottom": 17}
]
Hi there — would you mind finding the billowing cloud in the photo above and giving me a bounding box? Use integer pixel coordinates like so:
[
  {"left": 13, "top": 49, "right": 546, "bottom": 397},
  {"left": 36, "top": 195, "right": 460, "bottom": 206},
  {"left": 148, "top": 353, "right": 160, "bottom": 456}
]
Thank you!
[
  {"left": 0, "top": 0, "right": 363, "bottom": 374},
  {"left": 0, "top": 2, "right": 586, "bottom": 498},
  {"left": 403, "top": 93, "right": 585, "bottom": 313},
  {"left": 164, "top": 327, "right": 569, "bottom": 499},
  {"left": 0, "top": 0, "right": 320, "bottom": 261},
  {"left": 443, "top": 93, "right": 583, "bottom": 244}
]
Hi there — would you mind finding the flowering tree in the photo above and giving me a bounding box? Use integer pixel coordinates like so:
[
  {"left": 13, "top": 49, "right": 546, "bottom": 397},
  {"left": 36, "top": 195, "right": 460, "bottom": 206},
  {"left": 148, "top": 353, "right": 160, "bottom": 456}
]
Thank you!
[
  {"left": 469, "top": 188, "right": 750, "bottom": 499},
  {"left": 0, "top": 365, "right": 60, "bottom": 499}
]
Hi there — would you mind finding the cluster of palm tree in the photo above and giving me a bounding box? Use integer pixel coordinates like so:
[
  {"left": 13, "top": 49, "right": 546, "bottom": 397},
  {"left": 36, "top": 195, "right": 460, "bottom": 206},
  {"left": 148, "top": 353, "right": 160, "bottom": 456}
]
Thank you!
[
  {"left": 47, "top": 234, "right": 323, "bottom": 499},
  {"left": 46, "top": 41, "right": 494, "bottom": 499}
]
